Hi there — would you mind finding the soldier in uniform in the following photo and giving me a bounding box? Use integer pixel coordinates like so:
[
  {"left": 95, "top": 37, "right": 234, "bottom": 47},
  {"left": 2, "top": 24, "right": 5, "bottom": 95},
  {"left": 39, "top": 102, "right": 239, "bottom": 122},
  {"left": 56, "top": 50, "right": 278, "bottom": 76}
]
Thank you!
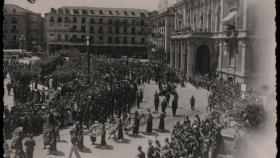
[
  {"left": 190, "top": 95, "right": 195, "bottom": 111},
  {"left": 146, "top": 113, "right": 153, "bottom": 134},
  {"left": 101, "top": 124, "right": 107, "bottom": 146},
  {"left": 161, "top": 98, "right": 167, "bottom": 113},
  {"left": 154, "top": 91, "right": 159, "bottom": 112},
  {"left": 158, "top": 112, "right": 165, "bottom": 132},
  {"left": 171, "top": 93, "right": 178, "bottom": 117},
  {"left": 23, "top": 133, "right": 36, "bottom": 158}
]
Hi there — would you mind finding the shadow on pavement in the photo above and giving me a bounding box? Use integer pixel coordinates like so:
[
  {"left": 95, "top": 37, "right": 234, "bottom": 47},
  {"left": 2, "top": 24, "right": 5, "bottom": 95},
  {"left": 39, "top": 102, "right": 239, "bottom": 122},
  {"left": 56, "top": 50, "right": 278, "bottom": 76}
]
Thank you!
[
  {"left": 95, "top": 144, "right": 114, "bottom": 150},
  {"left": 115, "top": 138, "right": 131, "bottom": 144},
  {"left": 80, "top": 146, "right": 92, "bottom": 153},
  {"left": 154, "top": 129, "right": 170, "bottom": 133},
  {"left": 48, "top": 150, "right": 65, "bottom": 156},
  {"left": 126, "top": 133, "right": 146, "bottom": 138},
  {"left": 141, "top": 132, "right": 159, "bottom": 136}
]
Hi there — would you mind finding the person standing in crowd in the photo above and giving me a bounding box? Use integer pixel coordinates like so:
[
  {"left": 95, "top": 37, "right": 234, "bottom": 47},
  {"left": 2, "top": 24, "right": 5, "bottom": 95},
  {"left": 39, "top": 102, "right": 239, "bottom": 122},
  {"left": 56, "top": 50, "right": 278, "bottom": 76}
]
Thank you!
[
  {"left": 7, "top": 81, "right": 12, "bottom": 96},
  {"left": 136, "top": 146, "right": 145, "bottom": 158},
  {"left": 147, "top": 140, "right": 155, "bottom": 158},
  {"left": 69, "top": 129, "right": 82, "bottom": 158},
  {"left": 146, "top": 112, "right": 153, "bottom": 134},
  {"left": 23, "top": 133, "right": 36, "bottom": 158},
  {"left": 172, "top": 93, "right": 178, "bottom": 117},
  {"left": 139, "top": 88, "right": 144, "bottom": 103},
  {"left": 117, "top": 119, "right": 124, "bottom": 142},
  {"left": 154, "top": 91, "right": 159, "bottom": 112},
  {"left": 133, "top": 111, "right": 140, "bottom": 135},
  {"left": 11, "top": 127, "right": 25, "bottom": 158},
  {"left": 101, "top": 124, "right": 107, "bottom": 146},
  {"left": 161, "top": 98, "right": 167, "bottom": 113},
  {"left": 137, "top": 91, "right": 141, "bottom": 109},
  {"left": 154, "top": 139, "right": 161, "bottom": 158},
  {"left": 76, "top": 122, "right": 84, "bottom": 150},
  {"left": 190, "top": 95, "right": 195, "bottom": 111},
  {"left": 158, "top": 112, "right": 165, "bottom": 132},
  {"left": 165, "top": 91, "right": 170, "bottom": 106}
]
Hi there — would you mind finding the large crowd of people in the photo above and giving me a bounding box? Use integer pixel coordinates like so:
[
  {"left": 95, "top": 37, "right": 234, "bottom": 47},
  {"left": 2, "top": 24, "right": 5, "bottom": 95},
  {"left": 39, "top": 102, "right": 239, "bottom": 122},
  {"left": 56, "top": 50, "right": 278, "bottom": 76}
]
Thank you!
[{"left": 3, "top": 54, "right": 264, "bottom": 158}]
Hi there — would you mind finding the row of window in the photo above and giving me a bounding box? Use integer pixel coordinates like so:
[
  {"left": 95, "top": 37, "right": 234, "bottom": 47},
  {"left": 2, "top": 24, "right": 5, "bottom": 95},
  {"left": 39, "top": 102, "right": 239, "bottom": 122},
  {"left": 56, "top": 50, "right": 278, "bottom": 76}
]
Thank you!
[
  {"left": 49, "top": 16, "right": 146, "bottom": 25},
  {"left": 3, "top": 17, "right": 18, "bottom": 24},
  {"left": 53, "top": 34, "right": 145, "bottom": 44},
  {"left": 65, "top": 25, "right": 145, "bottom": 34},
  {"left": 51, "top": 8, "right": 146, "bottom": 17}
]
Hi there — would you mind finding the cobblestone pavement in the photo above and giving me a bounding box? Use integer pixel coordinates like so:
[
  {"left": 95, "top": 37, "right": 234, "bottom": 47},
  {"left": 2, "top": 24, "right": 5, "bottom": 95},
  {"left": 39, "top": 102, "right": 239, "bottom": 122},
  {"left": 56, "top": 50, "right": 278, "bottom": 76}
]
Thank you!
[{"left": 5, "top": 81, "right": 209, "bottom": 158}]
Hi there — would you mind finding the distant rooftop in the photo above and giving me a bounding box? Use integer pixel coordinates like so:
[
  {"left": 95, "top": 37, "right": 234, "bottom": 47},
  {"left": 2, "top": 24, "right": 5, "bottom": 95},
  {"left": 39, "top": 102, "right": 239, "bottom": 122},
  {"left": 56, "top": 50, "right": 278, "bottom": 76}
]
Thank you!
[
  {"left": 4, "top": 4, "right": 40, "bottom": 15},
  {"left": 46, "top": 6, "right": 149, "bottom": 17}
]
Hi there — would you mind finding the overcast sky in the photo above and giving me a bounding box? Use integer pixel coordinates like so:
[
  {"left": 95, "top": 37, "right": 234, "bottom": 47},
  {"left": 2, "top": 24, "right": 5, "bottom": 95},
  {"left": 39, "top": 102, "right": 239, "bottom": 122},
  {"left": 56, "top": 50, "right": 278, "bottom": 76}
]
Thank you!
[{"left": 4, "top": 0, "right": 160, "bottom": 16}]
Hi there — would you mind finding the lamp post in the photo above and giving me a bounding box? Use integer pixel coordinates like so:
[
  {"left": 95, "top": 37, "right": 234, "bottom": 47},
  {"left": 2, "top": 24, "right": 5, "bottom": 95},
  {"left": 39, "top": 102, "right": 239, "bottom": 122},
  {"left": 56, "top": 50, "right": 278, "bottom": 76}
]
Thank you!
[
  {"left": 86, "top": 36, "right": 90, "bottom": 84},
  {"left": 20, "top": 35, "right": 25, "bottom": 57}
]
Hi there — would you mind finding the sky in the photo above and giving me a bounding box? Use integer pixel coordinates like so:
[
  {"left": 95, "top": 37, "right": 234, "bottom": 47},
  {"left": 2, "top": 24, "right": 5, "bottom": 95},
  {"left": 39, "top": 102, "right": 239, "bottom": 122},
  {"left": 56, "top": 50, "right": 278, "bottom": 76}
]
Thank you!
[{"left": 4, "top": 0, "right": 161, "bottom": 16}]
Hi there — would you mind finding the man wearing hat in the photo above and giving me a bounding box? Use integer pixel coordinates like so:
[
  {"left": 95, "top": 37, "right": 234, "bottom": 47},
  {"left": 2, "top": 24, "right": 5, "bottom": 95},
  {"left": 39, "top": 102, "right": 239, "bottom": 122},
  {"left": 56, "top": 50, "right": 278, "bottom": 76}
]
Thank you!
[{"left": 23, "top": 133, "right": 36, "bottom": 158}]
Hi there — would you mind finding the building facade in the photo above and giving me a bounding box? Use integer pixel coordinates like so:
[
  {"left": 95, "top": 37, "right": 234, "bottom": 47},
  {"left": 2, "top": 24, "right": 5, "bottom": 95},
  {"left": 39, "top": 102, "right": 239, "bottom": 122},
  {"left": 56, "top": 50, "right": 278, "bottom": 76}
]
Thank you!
[
  {"left": 44, "top": 7, "right": 150, "bottom": 58},
  {"left": 147, "top": 10, "right": 175, "bottom": 63},
  {"left": 3, "top": 4, "right": 44, "bottom": 51},
  {"left": 170, "top": 0, "right": 255, "bottom": 84}
]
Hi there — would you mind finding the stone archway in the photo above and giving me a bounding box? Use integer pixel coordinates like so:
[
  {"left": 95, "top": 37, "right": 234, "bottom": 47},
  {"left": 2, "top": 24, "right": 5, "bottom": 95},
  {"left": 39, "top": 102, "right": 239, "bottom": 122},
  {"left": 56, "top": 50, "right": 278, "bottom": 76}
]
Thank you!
[{"left": 196, "top": 45, "right": 210, "bottom": 74}]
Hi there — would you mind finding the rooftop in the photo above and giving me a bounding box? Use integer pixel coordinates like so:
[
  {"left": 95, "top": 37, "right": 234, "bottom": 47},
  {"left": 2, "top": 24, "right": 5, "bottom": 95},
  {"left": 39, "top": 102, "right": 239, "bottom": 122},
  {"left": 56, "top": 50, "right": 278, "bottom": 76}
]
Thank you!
[{"left": 46, "top": 6, "right": 150, "bottom": 17}]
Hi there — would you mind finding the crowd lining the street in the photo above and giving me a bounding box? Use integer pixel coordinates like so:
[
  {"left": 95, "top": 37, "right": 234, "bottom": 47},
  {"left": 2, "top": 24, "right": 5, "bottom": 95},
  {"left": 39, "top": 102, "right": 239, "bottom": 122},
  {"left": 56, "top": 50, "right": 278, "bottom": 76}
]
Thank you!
[{"left": 3, "top": 55, "right": 264, "bottom": 158}]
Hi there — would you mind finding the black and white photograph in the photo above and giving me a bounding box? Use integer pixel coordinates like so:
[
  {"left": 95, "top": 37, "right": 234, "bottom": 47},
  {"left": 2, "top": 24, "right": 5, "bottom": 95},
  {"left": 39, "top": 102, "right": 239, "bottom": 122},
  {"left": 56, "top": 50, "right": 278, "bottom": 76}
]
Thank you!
[{"left": 2, "top": 0, "right": 277, "bottom": 158}]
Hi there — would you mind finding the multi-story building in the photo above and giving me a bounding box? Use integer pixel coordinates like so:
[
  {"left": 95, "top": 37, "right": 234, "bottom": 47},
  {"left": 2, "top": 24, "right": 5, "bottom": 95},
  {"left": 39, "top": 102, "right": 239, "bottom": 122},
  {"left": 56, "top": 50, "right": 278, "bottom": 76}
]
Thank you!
[
  {"left": 44, "top": 7, "right": 150, "bottom": 58},
  {"left": 3, "top": 4, "right": 44, "bottom": 51},
  {"left": 170, "top": 0, "right": 256, "bottom": 84},
  {"left": 147, "top": 9, "right": 175, "bottom": 63}
]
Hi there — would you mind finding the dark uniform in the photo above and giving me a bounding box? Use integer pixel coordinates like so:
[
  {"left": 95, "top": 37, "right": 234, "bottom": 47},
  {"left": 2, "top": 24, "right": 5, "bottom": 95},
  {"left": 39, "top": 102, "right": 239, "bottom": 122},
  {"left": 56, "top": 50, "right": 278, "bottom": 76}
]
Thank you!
[
  {"left": 23, "top": 135, "right": 36, "bottom": 158},
  {"left": 171, "top": 95, "right": 178, "bottom": 117},
  {"left": 190, "top": 96, "right": 195, "bottom": 111},
  {"left": 154, "top": 92, "right": 159, "bottom": 112}
]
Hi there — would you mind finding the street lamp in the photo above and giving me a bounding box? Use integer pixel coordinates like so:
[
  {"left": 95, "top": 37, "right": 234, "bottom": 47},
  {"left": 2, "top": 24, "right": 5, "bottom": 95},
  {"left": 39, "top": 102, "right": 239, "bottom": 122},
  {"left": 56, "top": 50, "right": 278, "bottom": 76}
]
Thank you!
[
  {"left": 86, "top": 36, "right": 90, "bottom": 84},
  {"left": 20, "top": 35, "right": 25, "bottom": 57}
]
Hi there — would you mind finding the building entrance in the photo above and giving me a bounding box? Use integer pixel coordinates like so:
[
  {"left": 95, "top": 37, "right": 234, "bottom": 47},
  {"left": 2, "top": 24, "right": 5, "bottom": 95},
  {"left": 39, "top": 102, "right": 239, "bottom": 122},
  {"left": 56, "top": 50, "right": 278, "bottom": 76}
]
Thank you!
[{"left": 196, "top": 45, "right": 210, "bottom": 74}]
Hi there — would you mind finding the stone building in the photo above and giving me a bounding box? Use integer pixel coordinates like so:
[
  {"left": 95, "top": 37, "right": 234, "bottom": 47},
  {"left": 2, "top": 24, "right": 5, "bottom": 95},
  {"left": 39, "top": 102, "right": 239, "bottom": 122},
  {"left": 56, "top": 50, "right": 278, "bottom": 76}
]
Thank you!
[
  {"left": 44, "top": 7, "right": 150, "bottom": 58},
  {"left": 147, "top": 9, "right": 175, "bottom": 63},
  {"left": 3, "top": 4, "right": 45, "bottom": 51},
  {"left": 170, "top": 0, "right": 256, "bottom": 84}
]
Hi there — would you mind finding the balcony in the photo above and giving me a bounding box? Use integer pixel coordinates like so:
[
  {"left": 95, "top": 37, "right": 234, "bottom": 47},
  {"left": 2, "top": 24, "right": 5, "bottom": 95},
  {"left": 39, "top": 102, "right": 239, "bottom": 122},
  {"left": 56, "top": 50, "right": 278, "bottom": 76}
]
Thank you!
[{"left": 171, "top": 29, "right": 215, "bottom": 39}]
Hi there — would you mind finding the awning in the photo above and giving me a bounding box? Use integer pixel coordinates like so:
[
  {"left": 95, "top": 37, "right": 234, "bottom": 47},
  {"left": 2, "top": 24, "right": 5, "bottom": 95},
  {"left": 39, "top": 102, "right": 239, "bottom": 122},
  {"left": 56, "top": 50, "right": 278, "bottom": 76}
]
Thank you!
[{"left": 221, "top": 11, "right": 237, "bottom": 26}]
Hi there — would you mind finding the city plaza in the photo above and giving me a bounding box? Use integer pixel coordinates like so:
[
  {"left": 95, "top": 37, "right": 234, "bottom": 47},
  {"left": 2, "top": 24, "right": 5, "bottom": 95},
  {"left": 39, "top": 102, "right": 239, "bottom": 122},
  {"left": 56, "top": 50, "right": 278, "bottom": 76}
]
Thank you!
[{"left": 3, "top": 0, "right": 276, "bottom": 158}]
